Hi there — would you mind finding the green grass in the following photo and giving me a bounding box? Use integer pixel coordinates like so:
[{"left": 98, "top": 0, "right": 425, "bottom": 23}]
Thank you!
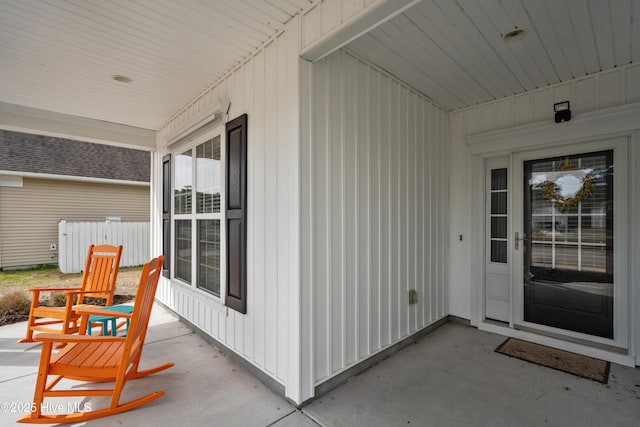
[
  {"left": 0, "top": 265, "right": 83, "bottom": 294},
  {"left": 0, "top": 266, "right": 144, "bottom": 295},
  {"left": 0, "top": 263, "right": 57, "bottom": 277},
  {"left": 0, "top": 265, "right": 142, "bottom": 326}
]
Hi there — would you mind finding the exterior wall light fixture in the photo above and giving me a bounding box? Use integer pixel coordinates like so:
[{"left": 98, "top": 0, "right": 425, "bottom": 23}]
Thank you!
[{"left": 554, "top": 101, "right": 571, "bottom": 123}]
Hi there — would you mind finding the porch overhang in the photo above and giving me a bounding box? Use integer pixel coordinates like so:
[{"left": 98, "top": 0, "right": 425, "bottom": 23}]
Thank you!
[{"left": 0, "top": 102, "right": 155, "bottom": 151}]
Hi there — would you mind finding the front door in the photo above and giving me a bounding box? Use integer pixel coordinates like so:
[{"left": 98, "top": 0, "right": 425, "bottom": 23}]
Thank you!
[
  {"left": 522, "top": 150, "right": 613, "bottom": 338},
  {"left": 511, "top": 138, "right": 629, "bottom": 346}
]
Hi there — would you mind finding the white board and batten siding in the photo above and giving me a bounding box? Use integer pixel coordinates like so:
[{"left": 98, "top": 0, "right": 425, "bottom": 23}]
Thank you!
[
  {"left": 154, "top": 19, "right": 300, "bottom": 400},
  {"left": 301, "top": 49, "right": 450, "bottom": 390},
  {"left": 58, "top": 220, "right": 149, "bottom": 273}
]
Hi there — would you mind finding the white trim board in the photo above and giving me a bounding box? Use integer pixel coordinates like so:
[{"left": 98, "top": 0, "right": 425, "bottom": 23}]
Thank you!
[
  {"left": 633, "top": 130, "right": 640, "bottom": 366},
  {"left": 0, "top": 170, "right": 149, "bottom": 186}
]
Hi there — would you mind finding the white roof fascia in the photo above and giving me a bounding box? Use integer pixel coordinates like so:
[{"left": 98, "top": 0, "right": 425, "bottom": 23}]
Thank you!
[{"left": 0, "top": 170, "right": 149, "bottom": 187}]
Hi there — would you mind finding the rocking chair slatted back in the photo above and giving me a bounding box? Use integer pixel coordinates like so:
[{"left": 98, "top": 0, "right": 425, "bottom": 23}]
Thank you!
[
  {"left": 81, "top": 244, "right": 123, "bottom": 304},
  {"left": 19, "top": 244, "right": 123, "bottom": 343}
]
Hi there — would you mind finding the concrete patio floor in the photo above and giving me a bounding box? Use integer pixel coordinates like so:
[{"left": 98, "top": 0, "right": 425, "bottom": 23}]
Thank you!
[{"left": 1, "top": 303, "right": 639, "bottom": 426}]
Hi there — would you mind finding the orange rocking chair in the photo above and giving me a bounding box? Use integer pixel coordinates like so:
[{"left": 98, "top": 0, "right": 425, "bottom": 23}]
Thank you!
[
  {"left": 19, "top": 244, "right": 123, "bottom": 343},
  {"left": 18, "top": 255, "right": 174, "bottom": 424}
]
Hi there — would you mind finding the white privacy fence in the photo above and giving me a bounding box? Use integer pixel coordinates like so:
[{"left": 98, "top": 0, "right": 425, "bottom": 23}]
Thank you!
[{"left": 58, "top": 220, "right": 150, "bottom": 273}]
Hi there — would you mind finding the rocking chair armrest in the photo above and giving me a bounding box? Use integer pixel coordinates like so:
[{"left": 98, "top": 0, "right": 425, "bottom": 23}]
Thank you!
[
  {"left": 63, "top": 290, "right": 110, "bottom": 297},
  {"left": 75, "top": 307, "right": 133, "bottom": 318},
  {"left": 26, "top": 286, "right": 82, "bottom": 294},
  {"left": 34, "top": 333, "right": 125, "bottom": 343}
]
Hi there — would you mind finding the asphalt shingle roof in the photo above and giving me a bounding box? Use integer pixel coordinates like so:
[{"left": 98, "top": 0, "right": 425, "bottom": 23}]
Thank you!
[{"left": 0, "top": 130, "right": 150, "bottom": 182}]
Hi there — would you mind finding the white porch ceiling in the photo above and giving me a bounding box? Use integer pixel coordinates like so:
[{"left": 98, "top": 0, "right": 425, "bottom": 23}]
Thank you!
[
  {"left": 347, "top": 0, "right": 640, "bottom": 111},
  {"left": 1, "top": 1, "right": 638, "bottom": 131},
  {"left": 0, "top": 0, "right": 313, "bottom": 130}
]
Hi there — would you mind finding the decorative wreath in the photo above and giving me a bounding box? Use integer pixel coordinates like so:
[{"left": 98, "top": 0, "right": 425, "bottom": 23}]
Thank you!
[{"left": 541, "top": 158, "right": 594, "bottom": 209}]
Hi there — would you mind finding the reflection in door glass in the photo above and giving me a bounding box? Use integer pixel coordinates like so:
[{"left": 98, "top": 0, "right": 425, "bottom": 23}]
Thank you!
[{"left": 524, "top": 151, "right": 613, "bottom": 338}]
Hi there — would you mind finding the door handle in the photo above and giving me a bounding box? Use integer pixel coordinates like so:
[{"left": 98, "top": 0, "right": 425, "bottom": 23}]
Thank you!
[{"left": 515, "top": 232, "right": 529, "bottom": 250}]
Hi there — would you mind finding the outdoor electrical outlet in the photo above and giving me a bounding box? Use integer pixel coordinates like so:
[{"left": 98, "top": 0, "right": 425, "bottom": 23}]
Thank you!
[
  {"left": 50, "top": 243, "right": 57, "bottom": 251},
  {"left": 409, "top": 289, "right": 418, "bottom": 305}
]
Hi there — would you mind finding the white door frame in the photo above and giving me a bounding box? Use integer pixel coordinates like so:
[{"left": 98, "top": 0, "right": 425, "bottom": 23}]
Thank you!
[{"left": 466, "top": 101, "right": 640, "bottom": 367}]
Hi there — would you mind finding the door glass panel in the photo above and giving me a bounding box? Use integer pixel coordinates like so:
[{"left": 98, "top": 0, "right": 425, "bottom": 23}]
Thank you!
[
  {"left": 524, "top": 151, "right": 613, "bottom": 338},
  {"left": 490, "top": 168, "right": 508, "bottom": 263}
]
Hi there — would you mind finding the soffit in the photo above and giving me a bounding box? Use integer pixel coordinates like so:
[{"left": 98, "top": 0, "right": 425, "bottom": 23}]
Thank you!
[
  {"left": 347, "top": 0, "right": 640, "bottom": 111},
  {"left": 0, "top": 0, "right": 312, "bottom": 130}
]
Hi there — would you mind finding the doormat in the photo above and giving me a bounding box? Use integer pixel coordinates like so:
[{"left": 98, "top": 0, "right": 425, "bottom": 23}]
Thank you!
[{"left": 495, "top": 338, "right": 610, "bottom": 384}]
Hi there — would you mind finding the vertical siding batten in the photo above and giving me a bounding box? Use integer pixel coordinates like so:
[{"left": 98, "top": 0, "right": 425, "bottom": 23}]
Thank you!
[
  {"left": 353, "top": 56, "right": 361, "bottom": 361},
  {"left": 380, "top": 73, "right": 391, "bottom": 347},
  {"left": 284, "top": 19, "right": 302, "bottom": 401},
  {"left": 390, "top": 77, "right": 400, "bottom": 343},
  {"left": 335, "top": 50, "right": 347, "bottom": 371},
  {"left": 339, "top": 50, "right": 348, "bottom": 369},
  {"left": 252, "top": 47, "right": 266, "bottom": 369},
  {"left": 263, "top": 38, "right": 276, "bottom": 376},
  {"left": 244, "top": 53, "right": 255, "bottom": 360},
  {"left": 358, "top": 58, "right": 370, "bottom": 359},
  {"left": 370, "top": 66, "right": 381, "bottom": 352},
  {"left": 401, "top": 83, "right": 409, "bottom": 333},
  {"left": 276, "top": 29, "right": 288, "bottom": 383},
  {"left": 408, "top": 91, "right": 417, "bottom": 333},
  {"left": 323, "top": 53, "right": 334, "bottom": 376},
  {"left": 429, "top": 102, "right": 436, "bottom": 324},
  {"left": 299, "top": 56, "right": 315, "bottom": 403},
  {"left": 441, "top": 107, "right": 449, "bottom": 318},
  {"left": 343, "top": 52, "right": 357, "bottom": 367},
  {"left": 328, "top": 50, "right": 341, "bottom": 374},
  {"left": 419, "top": 98, "right": 427, "bottom": 327},
  {"left": 312, "top": 55, "right": 328, "bottom": 382}
]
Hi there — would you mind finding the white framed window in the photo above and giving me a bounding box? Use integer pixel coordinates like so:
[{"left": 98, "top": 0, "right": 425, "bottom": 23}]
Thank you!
[{"left": 172, "top": 130, "right": 225, "bottom": 297}]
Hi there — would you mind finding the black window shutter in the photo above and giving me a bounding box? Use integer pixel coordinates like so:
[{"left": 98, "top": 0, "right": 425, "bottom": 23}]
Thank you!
[
  {"left": 162, "top": 154, "right": 171, "bottom": 278},
  {"left": 225, "top": 114, "right": 248, "bottom": 314}
]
